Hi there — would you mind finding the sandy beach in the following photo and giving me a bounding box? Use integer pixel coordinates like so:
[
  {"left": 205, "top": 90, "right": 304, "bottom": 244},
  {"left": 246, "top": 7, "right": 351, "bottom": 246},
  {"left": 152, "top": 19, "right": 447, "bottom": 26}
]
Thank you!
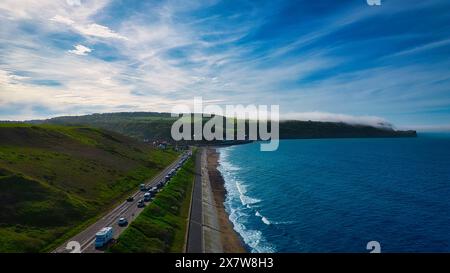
[{"left": 204, "top": 147, "right": 247, "bottom": 253}]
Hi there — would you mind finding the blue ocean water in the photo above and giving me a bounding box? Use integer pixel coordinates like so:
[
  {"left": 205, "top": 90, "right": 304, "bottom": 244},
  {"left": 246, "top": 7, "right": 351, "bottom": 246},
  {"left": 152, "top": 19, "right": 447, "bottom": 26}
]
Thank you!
[{"left": 218, "top": 134, "right": 450, "bottom": 253}]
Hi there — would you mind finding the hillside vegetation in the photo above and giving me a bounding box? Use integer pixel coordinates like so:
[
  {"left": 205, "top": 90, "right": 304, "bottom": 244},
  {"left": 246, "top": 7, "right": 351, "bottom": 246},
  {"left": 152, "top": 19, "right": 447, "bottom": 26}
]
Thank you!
[
  {"left": 28, "top": 112, "right": 417, "bottom": 142},
  {"left": 109, "top": 154, "right": 195, "bottom": 253},
  {"left": 0, "top": 124, "right": 178, "bottom": 252}
]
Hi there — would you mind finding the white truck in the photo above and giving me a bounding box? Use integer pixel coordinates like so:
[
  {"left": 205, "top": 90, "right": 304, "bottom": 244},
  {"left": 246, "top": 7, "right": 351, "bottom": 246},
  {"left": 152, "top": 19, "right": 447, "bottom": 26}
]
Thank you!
[{"left": 95, "top": 227, "right": 113, "bottom": 248}]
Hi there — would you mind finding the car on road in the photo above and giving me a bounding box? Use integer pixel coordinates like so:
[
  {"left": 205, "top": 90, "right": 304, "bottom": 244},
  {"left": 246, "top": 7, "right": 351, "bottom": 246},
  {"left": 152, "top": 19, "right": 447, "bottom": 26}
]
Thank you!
[
  {"left": 95, "top": 227, "right": 113, "bottom": 248},
  {"left": 144, "top": 192, "right": 151, "bottom": 202},
  {"left": 118, "top": 217, "right": 128, "bottom": 227},
  {"left": 139, "top": 184, "right": 146, "bottom": 191},
  {"left": 137, "top": 199, "right": 145, "bottom": 208},
  {"left": 126, "top": 196, "right": 134, "bottom": 202}
]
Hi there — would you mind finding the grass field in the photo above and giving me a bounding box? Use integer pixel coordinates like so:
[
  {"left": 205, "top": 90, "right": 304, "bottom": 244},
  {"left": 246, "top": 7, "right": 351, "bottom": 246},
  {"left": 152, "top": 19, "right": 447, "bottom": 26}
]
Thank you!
[
  {"left": 108, "top": 153, "right": 196, "bottom": 253},
  {"left": 0, "top": 124, "right": 179, "bottom": 252}
]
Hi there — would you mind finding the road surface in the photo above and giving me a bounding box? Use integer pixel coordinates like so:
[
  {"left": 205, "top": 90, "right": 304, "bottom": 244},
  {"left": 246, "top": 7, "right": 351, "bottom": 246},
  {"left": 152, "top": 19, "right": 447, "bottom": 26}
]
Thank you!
[
  {"left": 186, "top": 148, "right": 204, "bottom": 253},
  {"left": 54, "top": 152, "right": 188, "bottom": 253}
]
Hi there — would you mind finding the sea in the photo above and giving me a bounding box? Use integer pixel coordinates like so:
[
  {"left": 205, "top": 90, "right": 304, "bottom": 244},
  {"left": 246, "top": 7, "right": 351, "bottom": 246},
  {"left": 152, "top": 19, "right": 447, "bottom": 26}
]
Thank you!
[{"left": 217, "top": 133, "right": 450, "bottom": 253}]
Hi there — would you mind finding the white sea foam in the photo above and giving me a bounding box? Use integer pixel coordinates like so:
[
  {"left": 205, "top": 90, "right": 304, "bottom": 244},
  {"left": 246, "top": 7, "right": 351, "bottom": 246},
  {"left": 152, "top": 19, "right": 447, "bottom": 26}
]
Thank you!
[
  {"left": 218, "top": 147, "right": 276, "bottom": 253},
  {"left": 218, "top": 149, "right": 261, "bottom": 207},
  {"left": 236, "top": 181, "right": 247, "bottom": 194},
  {"left": 255, "top": 211, "right": 295, "bottom": 225},
  {"left": 218, "top": 148, "right": 240, "bottom": 171},
  {"left": 229, "top": 208, "right": 276, "bottom": 253},
  {"left": 255, "top": 211, "right": 271, "bottom": 225},
  {"left": 272, "top": 220, "right": 296, "bottom": 225},
  {"left": 236, "top": 182, "right": 261, "bottom": 206}
]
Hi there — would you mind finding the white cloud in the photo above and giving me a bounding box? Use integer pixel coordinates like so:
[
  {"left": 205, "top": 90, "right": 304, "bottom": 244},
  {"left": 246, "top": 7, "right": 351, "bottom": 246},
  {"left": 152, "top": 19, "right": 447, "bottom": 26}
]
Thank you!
[
  {"left": 0, "top": 0, "right": 109, "bottom": 21},
  {"left": 50, "top": 14, "right": 75, "bottom": 25},
  {"left": 388, "top": 38, "right": 450, "bottom": 58},
  {"left": 0, "top": 0, "right": 448, "bottom": 129},
  {"left": 66, "top": 0, "right": 81, "bottom": 7},
  {"left": 68, "top": 44, "right": 92, "bottom": 55},
  {"left": 78, "top": 23, "right": 127, "bottom": 40},
  {"left": 50, "top": 15, "right": 127, "bottom": 40}
]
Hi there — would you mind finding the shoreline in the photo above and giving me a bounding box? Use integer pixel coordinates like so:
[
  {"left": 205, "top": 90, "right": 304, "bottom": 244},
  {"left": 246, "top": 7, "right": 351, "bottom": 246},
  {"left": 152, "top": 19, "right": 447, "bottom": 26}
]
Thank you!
[{"left": 205, "top": 147, "right": 247, "bottom": 253}]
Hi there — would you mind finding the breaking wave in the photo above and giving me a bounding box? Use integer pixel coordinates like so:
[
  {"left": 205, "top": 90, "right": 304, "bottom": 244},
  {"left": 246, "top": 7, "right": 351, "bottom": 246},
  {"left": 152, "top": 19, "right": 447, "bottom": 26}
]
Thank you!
[{"left": 218, "top": 147, "right": 276, "bottom": 253}]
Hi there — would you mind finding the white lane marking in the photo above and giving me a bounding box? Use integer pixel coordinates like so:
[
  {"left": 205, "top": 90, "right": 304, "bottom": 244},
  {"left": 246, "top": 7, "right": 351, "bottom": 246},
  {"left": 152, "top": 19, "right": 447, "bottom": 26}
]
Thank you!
[{"left": 71, "top": 155, "right": 189, "bottom": 253}]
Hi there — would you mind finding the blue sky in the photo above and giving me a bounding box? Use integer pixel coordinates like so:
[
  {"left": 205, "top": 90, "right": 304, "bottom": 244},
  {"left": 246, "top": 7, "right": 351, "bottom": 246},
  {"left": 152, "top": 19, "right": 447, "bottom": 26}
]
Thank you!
[{"left": 0, "top": 0, "right": 449, "bottom": 130}]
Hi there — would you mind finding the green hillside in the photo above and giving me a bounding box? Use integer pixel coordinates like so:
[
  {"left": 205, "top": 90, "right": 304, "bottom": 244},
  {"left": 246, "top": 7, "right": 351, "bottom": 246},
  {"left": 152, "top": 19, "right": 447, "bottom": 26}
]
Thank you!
[
  {"left": 32, "top": 112, "right": 177, "bottom": 140},
  {"left": 0, "top": 124, "right": 178, "bottom": 252},
  {"left": 29, "top": 112, "right": 416, "bottom": 142},
  {"left": 109, "top": 154, "right": 195, "bottom": 253}
]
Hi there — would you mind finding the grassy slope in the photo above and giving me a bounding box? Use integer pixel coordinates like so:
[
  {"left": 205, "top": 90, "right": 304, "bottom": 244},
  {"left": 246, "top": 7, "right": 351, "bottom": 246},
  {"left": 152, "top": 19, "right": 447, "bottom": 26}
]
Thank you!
[
  {"left": 0, "top": 124, "right": 178, "bottom": 252},
  {"left": 31, "top": 112, "right": 417, "bottom": 141},
  {"left": 108, "top": 154, "right": 195, "bottom": 253}
]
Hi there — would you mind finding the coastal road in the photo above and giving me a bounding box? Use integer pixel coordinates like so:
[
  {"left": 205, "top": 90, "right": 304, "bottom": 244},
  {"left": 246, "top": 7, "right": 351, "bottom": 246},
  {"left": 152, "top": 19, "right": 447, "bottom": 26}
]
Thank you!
[
  {"left": 186, "top": 148, "right": 204, "bottom": 253},
  {"left": 53, "top": 152, "right": 188, "bottom": 253}
]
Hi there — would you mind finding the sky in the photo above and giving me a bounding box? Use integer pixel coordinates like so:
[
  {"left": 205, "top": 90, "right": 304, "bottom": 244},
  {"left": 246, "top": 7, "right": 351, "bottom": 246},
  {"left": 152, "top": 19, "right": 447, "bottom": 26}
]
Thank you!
[{"left": 0, "top": 0, "right": 449, "bottom": 130}]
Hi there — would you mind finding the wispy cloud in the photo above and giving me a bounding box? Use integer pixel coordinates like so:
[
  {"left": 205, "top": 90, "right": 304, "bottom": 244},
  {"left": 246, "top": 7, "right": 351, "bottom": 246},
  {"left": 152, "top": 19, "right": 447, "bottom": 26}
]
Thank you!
[
  {"left": 68, "top": 44, "right": 92, "bottom": 55},
  {"left": 66, "top": 0, "right": 81, "bottom": 7},
  {"left": 50, "top": 15, "right": 127, "bottom": 40},
  {"left": 0, "top": 0, "right": 449, "bottom": 130},
  {"left": 388, "top": 38, "right": 450, "bottom": 58},
  {"left": 282, "top": 112, "right": 392, "bottom": 128}
]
